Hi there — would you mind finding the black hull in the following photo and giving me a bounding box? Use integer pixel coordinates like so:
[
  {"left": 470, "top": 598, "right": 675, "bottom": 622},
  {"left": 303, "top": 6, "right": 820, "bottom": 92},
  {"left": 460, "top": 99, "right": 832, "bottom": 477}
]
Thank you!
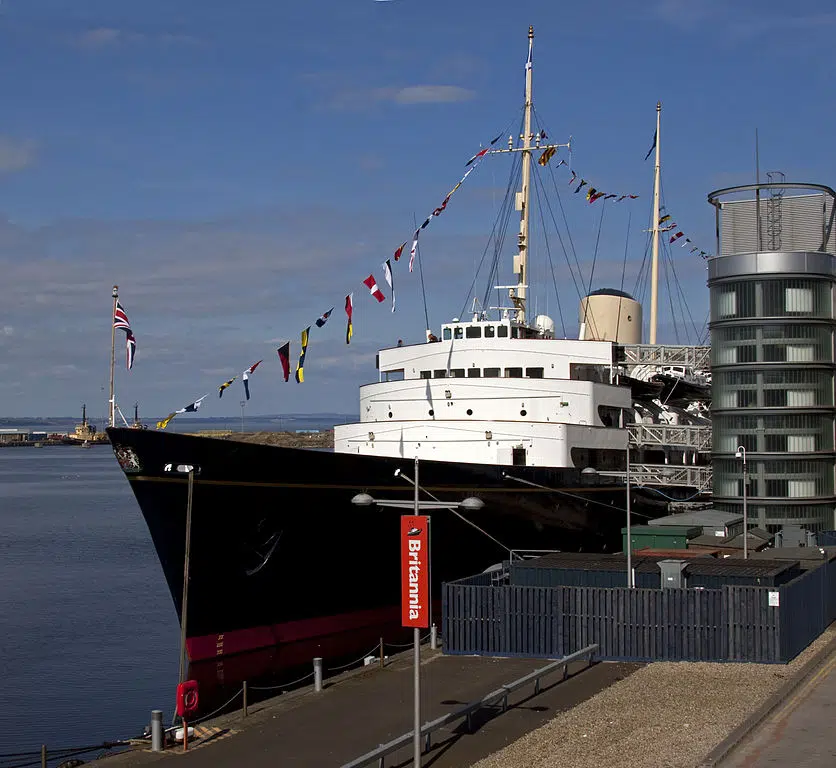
[{"left": 107, "top": 427, "right": 674, "bottom": 659}]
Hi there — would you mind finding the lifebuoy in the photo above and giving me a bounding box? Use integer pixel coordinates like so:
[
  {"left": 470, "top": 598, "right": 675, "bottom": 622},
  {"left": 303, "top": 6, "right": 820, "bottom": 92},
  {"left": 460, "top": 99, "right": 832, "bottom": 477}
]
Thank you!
[{"left": 184, "top": 690, "right": 198, "bottom": 710}]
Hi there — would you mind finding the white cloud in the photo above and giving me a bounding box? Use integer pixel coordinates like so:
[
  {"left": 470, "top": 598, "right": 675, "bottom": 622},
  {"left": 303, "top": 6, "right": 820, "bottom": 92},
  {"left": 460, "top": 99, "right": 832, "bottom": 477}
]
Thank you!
[
  {"left": 0, "top": 136, "right": 36, "bottom": 174},
  {"left": 325, "top": 83, "right": 476, "bottom": 111},
  {"left": 75, "top": 27, "right": 200, "bottom": 50},
  {"left": 391, "top": 85, "right": 476, "bottom": 105},
  {"left": 76, "top": 27, "right": 122, "bottom": 48}
]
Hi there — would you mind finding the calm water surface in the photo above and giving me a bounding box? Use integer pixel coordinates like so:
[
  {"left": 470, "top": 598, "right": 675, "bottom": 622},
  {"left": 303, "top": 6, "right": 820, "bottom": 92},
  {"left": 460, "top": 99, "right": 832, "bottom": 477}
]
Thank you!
[
  {"left": 0, "top": 447, "right": 179, "bottom": 754},
  {"left": 0, "top": 441, "right": 410, "bottom": 758}
]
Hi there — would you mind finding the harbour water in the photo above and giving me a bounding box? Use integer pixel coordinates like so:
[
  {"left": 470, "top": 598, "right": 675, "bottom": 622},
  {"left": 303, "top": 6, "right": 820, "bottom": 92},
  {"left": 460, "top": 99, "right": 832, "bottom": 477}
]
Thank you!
[
  {"left": 0, "top": 446, "right": 179, "bottom": 754},
  {"left": 0, "top": 435, "right": 409, "bottom": 757}
]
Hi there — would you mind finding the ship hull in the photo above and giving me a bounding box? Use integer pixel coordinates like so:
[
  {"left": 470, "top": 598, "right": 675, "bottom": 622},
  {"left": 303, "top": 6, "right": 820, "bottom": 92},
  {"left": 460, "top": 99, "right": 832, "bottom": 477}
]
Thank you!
[{"left": 107, "top": 426, "right": 669, "bottom": 661}]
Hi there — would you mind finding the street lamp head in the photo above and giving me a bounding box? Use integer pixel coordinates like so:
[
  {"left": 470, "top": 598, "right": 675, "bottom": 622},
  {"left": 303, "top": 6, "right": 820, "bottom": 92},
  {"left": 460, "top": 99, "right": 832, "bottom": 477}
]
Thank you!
[
  {"left": 581, "top": 467, "right": 598, "bottom": 476},
  {"left": 351, "top": 493, "right": 375, "bottom": 507},
  {"left": 735, "top": 446, "right": 746, "bottom": 460},
  {"left": 394, "top": 468, "right": 401, "bottom": 477},
  {"left": 459, "top": 497, "right": 484, "bottom": 511}
]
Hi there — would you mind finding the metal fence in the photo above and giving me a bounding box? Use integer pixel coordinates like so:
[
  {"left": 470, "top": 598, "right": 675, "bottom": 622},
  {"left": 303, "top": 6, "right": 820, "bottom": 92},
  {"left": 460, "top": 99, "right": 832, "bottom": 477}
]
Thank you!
[
  {"left": 340, "top": 645, "right": 598, "bottom": 768},
  {"left": 442, "top": 558, "right": 836, "bottom": 664}
]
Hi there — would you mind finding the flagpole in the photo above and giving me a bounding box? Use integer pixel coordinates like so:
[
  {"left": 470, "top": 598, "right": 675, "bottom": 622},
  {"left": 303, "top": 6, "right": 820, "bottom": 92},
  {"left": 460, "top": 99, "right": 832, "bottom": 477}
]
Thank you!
[
  {"left": 109, "top": 285, "right": 118, "bottom": 428},
  {"left": 649, "top": 102, "right": 661, "bottom": 345}
]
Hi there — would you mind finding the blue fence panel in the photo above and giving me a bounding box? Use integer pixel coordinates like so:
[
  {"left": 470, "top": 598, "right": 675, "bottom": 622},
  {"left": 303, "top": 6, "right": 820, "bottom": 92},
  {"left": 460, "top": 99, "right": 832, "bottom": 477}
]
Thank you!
[
  {"left": 726, "top": 586, "right": 780, "bottom": 663},
  {"left": 442, "top": 559, "right": 835, "bottom": 663},
  {"left": 779, "top": 567, "right": 826, "bottom": 662}
]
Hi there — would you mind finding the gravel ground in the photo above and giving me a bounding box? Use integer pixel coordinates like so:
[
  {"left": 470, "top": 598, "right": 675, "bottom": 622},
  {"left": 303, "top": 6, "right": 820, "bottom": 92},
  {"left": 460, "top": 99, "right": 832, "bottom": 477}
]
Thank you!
[{"left": 472, "top": 627, "right": 836, "bottom": 768}]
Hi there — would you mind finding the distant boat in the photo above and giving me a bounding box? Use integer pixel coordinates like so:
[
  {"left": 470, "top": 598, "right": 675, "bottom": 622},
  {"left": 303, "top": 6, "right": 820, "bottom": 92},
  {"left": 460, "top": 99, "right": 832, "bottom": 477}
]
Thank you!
[
  {"left": 80, "top": 440, "right": 91, "bottom": 449},
  {"left": 68, "top": 404, "right": 108, "bottom": 444}
]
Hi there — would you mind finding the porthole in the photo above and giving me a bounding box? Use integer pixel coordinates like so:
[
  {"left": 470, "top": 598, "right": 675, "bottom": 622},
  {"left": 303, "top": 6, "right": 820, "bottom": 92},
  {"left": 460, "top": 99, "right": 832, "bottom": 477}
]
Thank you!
[
  {"left": 466, "top": 409, "right": 473, "bottom": 416},
  {"left": 428, "top": 409, "right": 434, "bottom": 416},
  {"left": 520, "top": 409, "right": 527, "bottom": 417},
  {"left": 388, "top": 412, "right": 393, "bottom": 418}
]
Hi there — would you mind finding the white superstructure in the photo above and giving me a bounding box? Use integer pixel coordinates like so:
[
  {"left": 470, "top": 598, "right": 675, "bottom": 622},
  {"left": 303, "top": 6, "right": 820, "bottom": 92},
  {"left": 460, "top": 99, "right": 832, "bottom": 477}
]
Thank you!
[
  {"left": 334, "top": 318, "right": 631, "bottom": 468},
  {"left": 334, "top": 27, "right": 643, "bottom": 472}
]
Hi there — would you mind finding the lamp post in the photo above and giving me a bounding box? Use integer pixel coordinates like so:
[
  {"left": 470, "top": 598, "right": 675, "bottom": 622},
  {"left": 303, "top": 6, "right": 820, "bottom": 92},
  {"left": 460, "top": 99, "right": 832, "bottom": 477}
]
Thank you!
[
  {"left": 351, "top": 468, "right": 484, "bottom": 768},
  {"left": 626, "top": 446, "right": 633, "bottom": 588},
  {"left": 240, "top": 400, "right": 246, "bottom": 433},
  {"left": 735, "top": 446, "right": 748, "bottom": 559},
  {"left": 164, "top": 464, "right": 200, "bottom": 686},
  {"left": 580, "top": 462, "right": 634, "bottom": 588}
]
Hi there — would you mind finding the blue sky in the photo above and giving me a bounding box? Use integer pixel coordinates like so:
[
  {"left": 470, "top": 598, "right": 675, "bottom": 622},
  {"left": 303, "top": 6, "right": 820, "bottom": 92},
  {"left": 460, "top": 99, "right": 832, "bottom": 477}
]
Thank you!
[{"left": 1, "top": 0, "right": 834, "bottom": 419}]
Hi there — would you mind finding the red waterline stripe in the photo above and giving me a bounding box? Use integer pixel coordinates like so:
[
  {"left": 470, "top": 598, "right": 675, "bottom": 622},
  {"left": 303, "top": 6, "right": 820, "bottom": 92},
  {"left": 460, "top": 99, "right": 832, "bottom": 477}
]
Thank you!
[{"left": 187, "top": 605, "right": 403, "bottom": 661}]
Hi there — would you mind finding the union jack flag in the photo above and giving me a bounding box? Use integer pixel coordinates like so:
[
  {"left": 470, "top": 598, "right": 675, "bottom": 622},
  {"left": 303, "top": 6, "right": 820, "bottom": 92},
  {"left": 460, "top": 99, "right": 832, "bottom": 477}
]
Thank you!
[
  {"left": 113, "top": 301, "right": 132, "bottom": 332},
  {"left": 125, "top": 331, "right": 137, "bottom": 370}
]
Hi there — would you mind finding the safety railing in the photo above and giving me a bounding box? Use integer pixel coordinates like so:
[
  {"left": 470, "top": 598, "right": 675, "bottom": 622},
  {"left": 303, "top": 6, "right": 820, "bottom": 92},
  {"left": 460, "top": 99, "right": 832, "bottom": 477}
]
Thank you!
[{"left": 340, "top": 644, "right": 598, "bottom": 768}]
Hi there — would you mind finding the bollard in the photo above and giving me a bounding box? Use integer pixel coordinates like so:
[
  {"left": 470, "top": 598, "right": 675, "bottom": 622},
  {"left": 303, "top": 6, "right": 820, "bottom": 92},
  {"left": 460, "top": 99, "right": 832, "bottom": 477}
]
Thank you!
[
  {"left": 151, "top": 710, "right": 164, "bottom": 752},
  {"left": 379, "top": 637, "right": 385, "bottom": 668},
  {"left": 430, "top": 624, "right": 438, "bottom": 650},
  {"left": 243, "top": 681, "right": 248, "bottom": 718},
  {"left": 41, "top": 745, "right": 46, "bottom": 768},
  {"left": 313, "top": 657, "right": 323, "bottom": 692}
]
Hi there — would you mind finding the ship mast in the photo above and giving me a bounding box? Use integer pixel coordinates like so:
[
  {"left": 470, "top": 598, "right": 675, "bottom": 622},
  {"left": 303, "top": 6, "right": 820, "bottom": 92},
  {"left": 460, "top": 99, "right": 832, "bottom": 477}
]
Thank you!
[
  {"left": 649, "top": 102, "right": 661, "bottom": 345},
  {"left": 511, "top": 25, "right": 535, "bottom": 325},
  {"left": 488, "top": 27, "right": 570, "bottom": 325},
  {"left": 109, "top": 284, "right": 118, "bottom": 428}
]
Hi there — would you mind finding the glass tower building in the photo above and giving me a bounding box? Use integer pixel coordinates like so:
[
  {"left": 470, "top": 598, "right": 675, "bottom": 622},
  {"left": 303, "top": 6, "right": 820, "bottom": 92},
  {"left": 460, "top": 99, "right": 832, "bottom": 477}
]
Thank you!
[{"left": 707, "top": 182, "right": 836, "bottom": 532}]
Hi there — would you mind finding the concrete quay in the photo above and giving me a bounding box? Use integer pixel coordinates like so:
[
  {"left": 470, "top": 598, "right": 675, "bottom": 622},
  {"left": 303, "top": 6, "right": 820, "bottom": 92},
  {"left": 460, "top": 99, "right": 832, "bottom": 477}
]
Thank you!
[
  {"left": 712, "top": 636, "right": 836, "bottom": 767},
  {"left": 102, "top": 649, "right": 639, "bottom": 768},
  {"left": 100, "top": 626, "right": 836, "bottom": 768}
]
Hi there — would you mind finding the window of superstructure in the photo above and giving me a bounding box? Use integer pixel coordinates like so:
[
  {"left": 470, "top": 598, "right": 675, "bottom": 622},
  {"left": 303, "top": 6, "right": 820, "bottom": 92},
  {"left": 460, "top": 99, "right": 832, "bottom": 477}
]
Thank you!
[
  {"left": 443, "top": 328, "right": 452, "bottom": 340},
  {"left": 484, "top": 367, "right": 500, "bottom": 378},
  {"left": 467, "top": 369, "right": 481, "bottom": 377},
  {"left": 484, "top": 325, "right": 495, "bottom": 338},
  {"left": 420, "top": 371, "right": 431, "bottom": 379},
  {"left": 505, "top": 367, "right": 523, "bottom": 378},
  {"left": 526, "top": 367, "right": 544, "bottom": 378},
  {"left": 454, "top": 327, "right": 464, "bottom": 339},
  {"left": 466, "top": 326, "right": 481, "bottom": 339},
  {"left": 497, "top": 325, "right": 509, "bottom": 338},
  {"left": 511, "top": 327, "right": 519, "bottom": 339},
  {"left": 433, "top": 370, "right": 447, "bottom": 378},
  {"left": 450, "top": 369, "right": 465, "bottom": 378}
]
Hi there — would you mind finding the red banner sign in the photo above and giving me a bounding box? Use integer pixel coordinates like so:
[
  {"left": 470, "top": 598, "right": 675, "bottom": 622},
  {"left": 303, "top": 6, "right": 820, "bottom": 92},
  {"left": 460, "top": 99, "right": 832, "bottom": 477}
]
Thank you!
[{"left": 401, "top": 515, "right": 430, "bottom": 628}]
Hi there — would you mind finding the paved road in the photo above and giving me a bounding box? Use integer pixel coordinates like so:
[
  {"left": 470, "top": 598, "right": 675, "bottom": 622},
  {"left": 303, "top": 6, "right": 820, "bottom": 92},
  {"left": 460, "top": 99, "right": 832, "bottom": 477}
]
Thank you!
[
  {"left": 102, "top": 650, "right": 638, "bottom": 768},
  {"left": 721, "top": 651, "right": 836, "bottom": 768}
]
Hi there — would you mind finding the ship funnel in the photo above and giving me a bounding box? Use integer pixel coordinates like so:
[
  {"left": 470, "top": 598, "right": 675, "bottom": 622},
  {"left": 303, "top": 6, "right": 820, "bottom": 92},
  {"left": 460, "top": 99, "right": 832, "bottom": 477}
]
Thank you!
[{"left": 579, "top": 289, "right": 642, "bottom": 343}]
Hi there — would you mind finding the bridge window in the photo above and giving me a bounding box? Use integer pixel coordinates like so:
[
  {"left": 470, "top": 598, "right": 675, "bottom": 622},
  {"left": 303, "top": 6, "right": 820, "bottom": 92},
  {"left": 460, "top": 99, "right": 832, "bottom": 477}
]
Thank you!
[
  {"left": 420, "top": 371, "right": 431, "bottom": 379},
  {"left": 484, "top": 325, "right": 495, "bottom": 338},
  {"left": 466, "top": 326, "right": 481, "bottom": 339},
  {"left": 484, "top": 368, "right": 500, "bottom": 378},
  {"left": 467, "top": 369, "right": 481, "bottom": 378},
  {"left": 526, "top": 367, "right": 544, "bottom": 378},
  {"left": 454, "top": 327, "right": 464, "bottom": 339},
  {"left": 511, "top": 327, "right": 519, "bottom": 339},
  {"left": 497, "top": 326, "right": 509, "bottom": 338},
  {"left": 450, "top": 369, "right": 465, "bottom": 378},
  {"left": 443, "top": 328, "right": 452, "bottom": 340},
  {"left": 433, "top": 370, "right": 447, "bottom": 378},
  {"left": 598, "top": 405, "right": 622, "bottom": 427},
  {"left": 505, "top": 367, "right": 523, "bottom": 378}
]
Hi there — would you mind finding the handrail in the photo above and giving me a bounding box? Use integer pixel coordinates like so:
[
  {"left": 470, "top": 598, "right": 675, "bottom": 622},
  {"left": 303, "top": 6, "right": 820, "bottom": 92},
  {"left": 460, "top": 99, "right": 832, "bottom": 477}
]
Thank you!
[{"left": 340, "top": 644, "right": 598, "bottom": 768}]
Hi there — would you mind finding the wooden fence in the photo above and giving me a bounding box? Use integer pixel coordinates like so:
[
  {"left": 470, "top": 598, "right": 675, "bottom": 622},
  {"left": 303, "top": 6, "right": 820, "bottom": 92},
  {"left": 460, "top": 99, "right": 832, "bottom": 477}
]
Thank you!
[{"left": 442, "top": 557, "right": 836, "bottom": 664}]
